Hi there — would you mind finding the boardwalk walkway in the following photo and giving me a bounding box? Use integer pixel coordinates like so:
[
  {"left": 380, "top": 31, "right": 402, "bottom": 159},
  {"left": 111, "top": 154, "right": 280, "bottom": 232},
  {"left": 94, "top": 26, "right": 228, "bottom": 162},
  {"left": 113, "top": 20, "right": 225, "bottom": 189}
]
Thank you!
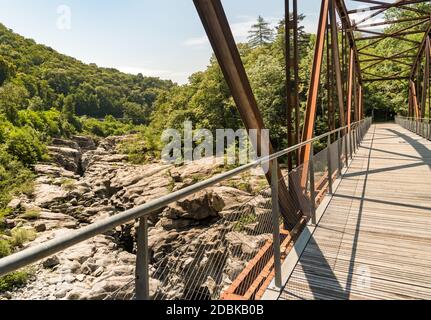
[{"left": 272, "top": 123, "right": 431, "bottom": 300}]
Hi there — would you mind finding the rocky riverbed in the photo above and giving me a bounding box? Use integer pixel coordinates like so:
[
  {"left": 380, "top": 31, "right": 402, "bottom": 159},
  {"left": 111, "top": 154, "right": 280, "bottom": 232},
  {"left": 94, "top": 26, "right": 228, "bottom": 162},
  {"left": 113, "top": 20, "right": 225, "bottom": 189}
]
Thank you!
[{"left": 0, "top": 134, "right": 271, "bottom": 300}]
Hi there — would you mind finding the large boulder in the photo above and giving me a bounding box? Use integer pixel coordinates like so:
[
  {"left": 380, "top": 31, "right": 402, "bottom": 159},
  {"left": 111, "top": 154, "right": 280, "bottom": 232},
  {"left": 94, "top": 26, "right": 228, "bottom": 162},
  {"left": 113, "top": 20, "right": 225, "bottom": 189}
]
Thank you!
[
  {"left": 48, "top": 146, "right": 81, "bottom": 173},
  {"left": 163, "top": 190, "right": 225, "bottom": 222}
]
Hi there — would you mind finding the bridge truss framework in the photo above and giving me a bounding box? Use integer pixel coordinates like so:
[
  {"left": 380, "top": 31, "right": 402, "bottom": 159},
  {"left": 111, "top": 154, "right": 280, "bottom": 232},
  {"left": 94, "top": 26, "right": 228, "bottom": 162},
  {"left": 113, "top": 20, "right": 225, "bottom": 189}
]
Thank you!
[{"left": 193, "top": 0, "right": 431, "bottom": 229}]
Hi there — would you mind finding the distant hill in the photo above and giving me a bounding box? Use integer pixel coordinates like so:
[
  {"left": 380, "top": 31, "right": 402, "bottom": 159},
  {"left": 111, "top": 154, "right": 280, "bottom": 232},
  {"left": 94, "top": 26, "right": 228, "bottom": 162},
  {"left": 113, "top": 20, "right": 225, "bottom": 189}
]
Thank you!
[{"left": 0, "top": 23, "right": 174, "bottom": 121}]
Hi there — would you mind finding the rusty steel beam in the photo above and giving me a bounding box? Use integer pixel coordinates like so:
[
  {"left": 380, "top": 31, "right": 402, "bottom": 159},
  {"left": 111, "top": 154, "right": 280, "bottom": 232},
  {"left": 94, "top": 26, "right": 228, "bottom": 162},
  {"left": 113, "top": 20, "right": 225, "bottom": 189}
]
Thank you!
[
  {"left": 330, "top": 0, "right": 346, "bottom": 129},
  {"left": 285, "top": 0, "right": 301, "bottom": 168},
  {"left": 349, "top": 16, "right": 430, "bottom": 30},
  {"left": 360, "top": 55, "right": 416, "bottom": 62},
  {"left": 300, "top": 0, "right": 330, "bottom": 174},
  {"left": 362, "top": 58, "right": 412, "bottom": 71},
  {"left": 410, "top": 23, "right": 431, "bottom": 80},
  {"left": 293, "top": 0, "right": 301, "bottom": 164},
  {"left": 348, "top": 0, "right": 428, "bottom": 14},
  {"left": 335, "top": 0, "right": 362, "bottom": 84},
  {"left": 347, "top": 48, "right": 355, "bottom": 129},
  {"left": 327, "top": 11, "right": 335, "bottom": 132},
  {"left": 363, "top": 76, "right": 410, "bottom": 82},
  {"left": 410, "top": 80, "right": 421, "bottom": 119},
  {"left": 351, "top": 0, "right": 407, "bottom": 27},
  {"left": 357, "top": 19, "right": 427, "bottom": 52},
  {"left": 356, "top": 29, "right": 426, "bottom": 41},
  {"left": 193, "top": 0, "right": 300, "bottom": 229},
  {"left": 421, "top": 36, "right": 430, "bottom": 117},
  {"left": 286, "top": 0, "right": 293, "bottom": 172}
]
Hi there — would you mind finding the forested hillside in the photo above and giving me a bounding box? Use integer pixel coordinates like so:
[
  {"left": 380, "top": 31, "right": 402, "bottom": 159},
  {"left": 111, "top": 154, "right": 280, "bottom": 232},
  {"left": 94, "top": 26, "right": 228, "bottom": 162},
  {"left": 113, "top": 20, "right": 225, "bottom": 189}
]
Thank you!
[{"left": 0, "top": 22, "right": 172, "bottom": 222}]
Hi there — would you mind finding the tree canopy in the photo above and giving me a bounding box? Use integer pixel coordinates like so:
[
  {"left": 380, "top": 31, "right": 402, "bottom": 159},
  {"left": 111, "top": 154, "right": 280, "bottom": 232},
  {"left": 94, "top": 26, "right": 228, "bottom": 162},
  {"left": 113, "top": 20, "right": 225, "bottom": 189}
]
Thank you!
[{"left": 248, "top": 16, "right": 275, "bottom": 48}]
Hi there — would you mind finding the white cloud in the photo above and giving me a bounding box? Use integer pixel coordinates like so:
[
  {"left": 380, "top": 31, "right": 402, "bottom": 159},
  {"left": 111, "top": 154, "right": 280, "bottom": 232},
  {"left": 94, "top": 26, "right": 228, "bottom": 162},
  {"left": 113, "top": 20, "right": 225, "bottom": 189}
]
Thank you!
[
  {"left": 114, "top": 65, "right": 190, "bottom": 84},
  {"left": 184, "top": 35, "right": 209, "bottom": 46}
]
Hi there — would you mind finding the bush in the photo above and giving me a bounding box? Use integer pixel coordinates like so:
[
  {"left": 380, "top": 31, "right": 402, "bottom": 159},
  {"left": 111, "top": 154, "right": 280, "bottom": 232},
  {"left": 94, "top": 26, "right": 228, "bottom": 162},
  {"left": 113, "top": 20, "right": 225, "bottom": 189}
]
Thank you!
[
  {"left": 81, "top": 116, "right": 137, "bottom": 138},
  {"left": 22, "top": 208, "right": 40, "bottom": 220},
  {"left": 0, "top": 240, "right": 11, "bottom": 258},
  {"left": 10, "top": 228, "right": 36, "bottom": 248},
  {"left": 5, "top": 126, "right": 46, "bottom": 165},
  {"left": 0, "top": 147, "right": 34, "bottom": 208},
  {"left": 0, "top": 271, "right": 28, "bottom": 293},
  {"left": 119, "top": 126, "right": 162, "bottom": 164}
]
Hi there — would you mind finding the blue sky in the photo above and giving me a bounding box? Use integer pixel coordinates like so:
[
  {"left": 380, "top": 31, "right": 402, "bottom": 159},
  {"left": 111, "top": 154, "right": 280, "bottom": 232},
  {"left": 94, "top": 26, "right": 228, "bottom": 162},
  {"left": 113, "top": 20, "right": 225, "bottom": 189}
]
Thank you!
[{"left": 0, "top": 0, "right": 365, "bottom": 84}]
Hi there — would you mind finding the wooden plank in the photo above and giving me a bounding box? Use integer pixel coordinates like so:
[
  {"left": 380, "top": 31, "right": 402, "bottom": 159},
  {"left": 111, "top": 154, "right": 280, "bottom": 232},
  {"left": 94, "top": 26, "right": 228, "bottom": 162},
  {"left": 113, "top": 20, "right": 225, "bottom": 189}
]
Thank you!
[{"left": 271, "top": 123, "right": 431, "bottom": 300}]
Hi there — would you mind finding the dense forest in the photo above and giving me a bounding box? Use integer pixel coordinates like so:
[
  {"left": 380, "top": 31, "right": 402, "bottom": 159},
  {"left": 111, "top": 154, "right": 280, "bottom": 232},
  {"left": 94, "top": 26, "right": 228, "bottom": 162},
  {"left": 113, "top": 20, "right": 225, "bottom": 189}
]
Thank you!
[
  {"left": 0, "top": 21, "right": 175, "bottom": 253},
  {"left": 0, "top": 3, "right": 429, "bottom": 264}
]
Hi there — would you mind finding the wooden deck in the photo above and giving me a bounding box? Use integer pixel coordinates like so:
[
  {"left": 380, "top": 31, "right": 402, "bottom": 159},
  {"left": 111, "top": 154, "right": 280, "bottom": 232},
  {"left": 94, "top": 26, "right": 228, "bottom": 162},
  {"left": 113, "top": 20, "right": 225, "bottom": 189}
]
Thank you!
[{"left": 276, "top": 123, "right": 431, "bottom": 300}]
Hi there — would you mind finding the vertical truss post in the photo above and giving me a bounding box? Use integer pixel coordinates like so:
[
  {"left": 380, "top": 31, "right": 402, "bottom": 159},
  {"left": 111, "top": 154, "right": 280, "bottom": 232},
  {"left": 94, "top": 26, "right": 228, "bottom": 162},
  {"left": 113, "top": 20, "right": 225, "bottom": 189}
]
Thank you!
[
  {"left": 286, "top": 0, "right": 294, "bottom": 172},
  {"left": 347, "top": 48, "right": 354, "bottom": 131},
  {"left": 193, "top": 0, "right": 300, "bottom": 229},
  {"left": 422, "top": 36, "right": 430, "bottom": 119},
  {"left": 300, "top": 0, "right": 330, "bottom": 187},
  {"left": 327, "top": 12, "right": 335, "bottom": 133},
  {"left": 293, "top": 0, "right": 301, "bottom": 163},
  {"left": 410, "top": 79, "right": 421, "bottom": 121}
]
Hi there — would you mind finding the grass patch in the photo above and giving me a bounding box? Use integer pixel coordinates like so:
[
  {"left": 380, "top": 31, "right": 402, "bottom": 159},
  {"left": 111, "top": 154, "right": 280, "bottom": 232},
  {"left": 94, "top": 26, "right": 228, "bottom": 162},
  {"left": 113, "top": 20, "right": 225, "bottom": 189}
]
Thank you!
[
  {"left": 0, "top": 271, "right": 29, "bottom": 293},
  {"left": 22, "top": 208, "right": 41, "bottom": 220},
  {"left": 233, "top": 212, "right": 257, "bottom": 232},
  {"left": 10, "top": 227, "right": 37, "bottom": 248},
  {"left": 60, "top": 178, "right": 76, "bottom": 191},
  {"left": 0, "top": 239, "right": 11, "bottom": 258}
]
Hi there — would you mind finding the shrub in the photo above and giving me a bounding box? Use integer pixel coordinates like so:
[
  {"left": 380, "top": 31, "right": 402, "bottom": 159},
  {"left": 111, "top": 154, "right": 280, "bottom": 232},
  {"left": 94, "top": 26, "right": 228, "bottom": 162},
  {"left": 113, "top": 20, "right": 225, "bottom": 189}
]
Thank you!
[
  {"left": 0, "top": 147, "right": 34, "bottom": 208},
  {"left": 0, "top": 271, "right": 28, "bottom": 293},
  {"left": 60, "top": 178, "right": 76, "bottom": 191},
  {"left": 10, "top": 227, "right": 36, "bottom": 248},
  {"left": 5, "top": 126, "right": 46, "bottom": 166},
  {"left": 0, "top": 240, "right": 11, "bottom": 258},
  {"left": 22, "top": 208, "right": 40, "bottom": 220}
]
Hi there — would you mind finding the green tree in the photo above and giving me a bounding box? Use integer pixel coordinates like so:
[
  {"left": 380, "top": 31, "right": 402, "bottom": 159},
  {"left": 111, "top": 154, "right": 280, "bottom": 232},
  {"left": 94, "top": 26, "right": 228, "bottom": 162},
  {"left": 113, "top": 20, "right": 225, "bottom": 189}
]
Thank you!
[
  {"left": 0, "top": 57, "right": 15, "bottom": 86},
  {"left": 123, "top": 102, "right": 147, "bottom": 125},
  {"left": 248, "top": 16, "right": 274, "bottom": 48}
]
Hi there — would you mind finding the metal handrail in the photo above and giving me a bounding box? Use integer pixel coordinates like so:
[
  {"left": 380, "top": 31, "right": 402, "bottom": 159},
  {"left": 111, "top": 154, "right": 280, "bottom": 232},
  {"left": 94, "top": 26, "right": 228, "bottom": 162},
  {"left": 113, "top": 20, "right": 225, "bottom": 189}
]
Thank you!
[
  {"left": 0, "top": 118, "right": 371, "bottom": 289},
  {"left": 397, "top": 116, "right": 430, "bottom": 121}
]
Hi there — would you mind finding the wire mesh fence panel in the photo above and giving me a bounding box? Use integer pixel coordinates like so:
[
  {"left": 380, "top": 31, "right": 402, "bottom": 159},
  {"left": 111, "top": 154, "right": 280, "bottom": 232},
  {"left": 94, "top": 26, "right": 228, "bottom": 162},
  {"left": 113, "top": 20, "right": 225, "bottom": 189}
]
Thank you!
[
  {"left": 329, "top": 140, "right": 340, "bottom": 181},
  {"left": 312, "top": 146, "right": 328, "bottom": 202},
  {"left": 144, "top": 179, "right": 277, "bottom": 301},
  {"left": 286, "top": 162, "right": 312, "bottom": 218}
]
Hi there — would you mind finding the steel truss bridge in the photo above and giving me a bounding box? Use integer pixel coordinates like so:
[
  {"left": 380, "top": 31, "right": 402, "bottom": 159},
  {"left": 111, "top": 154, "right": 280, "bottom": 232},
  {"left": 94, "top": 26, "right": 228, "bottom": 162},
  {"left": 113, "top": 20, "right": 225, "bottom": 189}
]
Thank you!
[{"left": 0, "top": 0, "right": 430, "bottom": 300}]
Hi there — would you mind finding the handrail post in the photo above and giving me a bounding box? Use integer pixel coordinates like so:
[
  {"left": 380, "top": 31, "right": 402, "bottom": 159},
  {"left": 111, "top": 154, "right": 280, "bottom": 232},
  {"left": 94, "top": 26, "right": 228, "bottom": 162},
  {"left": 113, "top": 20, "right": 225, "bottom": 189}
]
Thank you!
[
  {"left": 337, "top": 130, "right": 342, "bottom": 177},
  {"left": 344, "top": 129, "right": 349, "bottom": 167},
  {"left": 349, "top": 130, "right": 353, "bottom": 160},
  {"left": 355, "top": 128, "right": 359, "bottom": 150},
  {"left": 327, "top": 135, "right": 333, "bottom": 195},
  {"left": 271, "top": 159, "right": 282, "bottom": 288},
  {"left": 135, "top": 216, "right": 150, "bottom": 300},
  {"left": 309, "top": 144, "right": 317, "bottom": 225},
  {"left": 352, "top": 129, "right": 356, "bottom": 153}
]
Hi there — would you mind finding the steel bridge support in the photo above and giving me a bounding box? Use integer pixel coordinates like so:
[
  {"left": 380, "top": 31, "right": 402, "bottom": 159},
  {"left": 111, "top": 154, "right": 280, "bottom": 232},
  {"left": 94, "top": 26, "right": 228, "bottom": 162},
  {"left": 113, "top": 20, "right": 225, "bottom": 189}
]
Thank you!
[{"left": 193, "top": 0, "right": 301, "bottom": 229}]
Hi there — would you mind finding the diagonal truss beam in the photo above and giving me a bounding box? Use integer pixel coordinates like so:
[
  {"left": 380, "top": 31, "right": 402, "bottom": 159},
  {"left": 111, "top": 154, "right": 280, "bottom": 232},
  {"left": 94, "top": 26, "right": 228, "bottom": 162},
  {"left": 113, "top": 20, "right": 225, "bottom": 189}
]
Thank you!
[
  {"left": 300, "top": 0, "right": 330, "bottom": 170},
  {"left": 193, "top": 0, "right": 301, "bottom": 229},
  {"left": 357, "top": 19, "right": 427, "bottom": 51},
  {"left": 349, "top": 0, "right": 428, "bottom": 13}
]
